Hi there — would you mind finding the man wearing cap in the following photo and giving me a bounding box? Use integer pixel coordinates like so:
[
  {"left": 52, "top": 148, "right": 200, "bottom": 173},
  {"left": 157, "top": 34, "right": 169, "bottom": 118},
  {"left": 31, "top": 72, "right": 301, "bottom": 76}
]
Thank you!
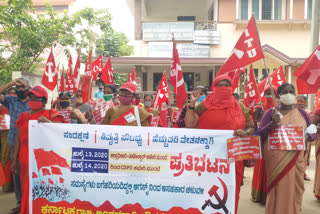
[
  {"left": 10, "top": 86, "right": 64, "bottom": 214},
  {"left": 102, "top": 82, "right": 151, "bottom": 126},
  {"left": 0, "top": 78, "right": 31, "bottom": 214}
]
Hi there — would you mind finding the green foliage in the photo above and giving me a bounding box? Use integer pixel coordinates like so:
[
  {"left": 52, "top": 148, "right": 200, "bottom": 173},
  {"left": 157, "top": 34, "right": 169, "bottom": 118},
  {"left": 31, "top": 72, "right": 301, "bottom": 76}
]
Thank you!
[
  {"left": 0, "top": 0, "right": 133, "bottom": 85},
  {"left": 113, "top": 73, "right": 129, "bottom": 86}
]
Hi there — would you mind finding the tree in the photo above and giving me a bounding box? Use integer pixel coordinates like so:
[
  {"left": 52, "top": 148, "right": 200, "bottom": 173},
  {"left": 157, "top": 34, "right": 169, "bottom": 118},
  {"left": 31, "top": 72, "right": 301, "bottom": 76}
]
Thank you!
[{"left": 0, "top": 0, "right": 133, "bottom": 85}]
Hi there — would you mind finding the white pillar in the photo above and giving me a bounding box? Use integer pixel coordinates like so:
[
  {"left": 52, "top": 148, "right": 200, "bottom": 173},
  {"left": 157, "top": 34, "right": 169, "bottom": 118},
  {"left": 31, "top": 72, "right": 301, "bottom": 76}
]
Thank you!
[
  {"left": 236, "top": 0, "right": 239, "bottom": 19},
  {"left": 248, "top": 0, "right": 252, "bottom": 18},
  {"left": 288, "top": 66, "right": 292, "bottom": 83},
  {"left": 290, "top": 0, "right": 293, "bottom": 19},
  {"left": 304, "top": 0, "right": 308, "bottom": 19},
  {"left": 259, "top": 0, "right": 262, "bottom": 20}
]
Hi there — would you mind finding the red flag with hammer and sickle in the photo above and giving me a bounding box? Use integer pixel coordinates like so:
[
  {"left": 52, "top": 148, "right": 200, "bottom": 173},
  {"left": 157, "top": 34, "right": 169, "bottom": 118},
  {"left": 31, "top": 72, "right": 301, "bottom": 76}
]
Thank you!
[
  {"left": 170, "top": 38, "right": 187, "bottom": 108},
  {"left": 243, "top": 65, "right": 260, "bottom": 109},
  {"left": 217, "top": 15, "right": 264, "bottom": 76},
  {"left": 101, "top": 56, "right": 114, "bottom": 84},
  {"left": 82, "top": 50, "right": 92, "bottom": 103},
  {"left": 92, "top": 55, "right": 103, "bottom": 81},
  {"left": 153, "top": 73, "right": 170, "bottom": 109},
  {"left": 295, "top": 44, "right": 320, "bottom": 94},
  {"left": 41, "top": 49, "right": 57, "bottom": 91},
  {"left": 65, "top": 55, "right": 76, "bottom": 93}
]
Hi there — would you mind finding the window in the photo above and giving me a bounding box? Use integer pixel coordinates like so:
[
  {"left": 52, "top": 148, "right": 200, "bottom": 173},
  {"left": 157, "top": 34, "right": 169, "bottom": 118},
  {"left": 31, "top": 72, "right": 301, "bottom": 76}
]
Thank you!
[
  {"left": 262, "top": 0, "right": 272, "bottom": 20},
  {"left": 240, "top": 0, "right": 282, "bottom": 20},
  {"left": 241, "top": 0, "right": 249, "bottom": 20},
  {"left": 254, "top": 69, "right": 259, "bottom": 81},
  {"left": 273, "top": 0, "right": 282, "bottom": 20},
  {"left": 183, "top": 73, "right": 194, "bottom": 91},
  {"left": 252, "top": 1, "right": 260, "bottom": 19}
]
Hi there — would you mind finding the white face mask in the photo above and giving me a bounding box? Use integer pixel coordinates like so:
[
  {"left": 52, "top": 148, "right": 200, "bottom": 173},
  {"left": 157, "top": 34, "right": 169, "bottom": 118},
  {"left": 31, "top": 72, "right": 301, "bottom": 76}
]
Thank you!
[{"left": 280, "top": 94, "right": 295, "bottom": 105}]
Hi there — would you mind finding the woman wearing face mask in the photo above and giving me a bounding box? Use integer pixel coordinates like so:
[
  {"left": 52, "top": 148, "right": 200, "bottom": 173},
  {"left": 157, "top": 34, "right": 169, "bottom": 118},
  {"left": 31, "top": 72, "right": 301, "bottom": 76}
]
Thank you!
[
  {"left": 251, "top": 85, "right": 277, "bottom": 204},
  {"left": 143, "top": 94, "right": 163, "bottom": 127},
  {"left": 74, "top": 90, "right": 95, "bottom": 124},
  {"left": 194, "top": 86, "right": 207, "bottom": 106},
  {"left": 185, "top": 75, "right": 255, "bottom": 214},
  {"left": 10, "top": 86, "right": 65, "bottom": 214},
  {"left": 103, "top": 85, "right": 118, "bottom": 103},
  {"left": 102, "top": 82, "right": 150, "bottom": 126},
  {"left": 58, "top": 91, "right": 87, "bottom": 124},
  {"left": 256, "top": 83, "right": 317, "bottom": 214}
]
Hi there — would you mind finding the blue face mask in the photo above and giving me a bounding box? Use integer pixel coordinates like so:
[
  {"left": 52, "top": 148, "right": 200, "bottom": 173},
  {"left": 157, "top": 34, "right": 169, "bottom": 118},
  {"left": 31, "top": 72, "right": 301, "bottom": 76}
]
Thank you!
[{"left": 197, "top": 95, "right": 206, "bottom": 103}]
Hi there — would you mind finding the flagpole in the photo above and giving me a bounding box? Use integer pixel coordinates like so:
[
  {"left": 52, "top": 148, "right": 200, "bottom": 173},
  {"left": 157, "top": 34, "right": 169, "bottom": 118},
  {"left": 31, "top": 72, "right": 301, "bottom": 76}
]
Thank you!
[{"left": 253, "top": 14, "right": 277, "bottom": 109}]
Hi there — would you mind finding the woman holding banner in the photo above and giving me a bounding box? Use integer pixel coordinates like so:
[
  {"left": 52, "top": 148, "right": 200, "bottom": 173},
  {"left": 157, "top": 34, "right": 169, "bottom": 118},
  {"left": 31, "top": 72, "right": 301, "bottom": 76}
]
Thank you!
[
  {"left": 312, "top": 109, "right": 320, "bottom": 200},
  {"left": 102, "top": 82, "right": 151, "bottom": 126},
  {"left": 251, "top": 85, "right": 277, "bottom": 204},
  {"left": 10, "top": 86, "right": 65, "bottom": 214},
  {"left": 256, "top": 83, "right": 317, "bottom": 214},
  {"left": 185, "top": 75, "right": 255, "bottom": 214}
]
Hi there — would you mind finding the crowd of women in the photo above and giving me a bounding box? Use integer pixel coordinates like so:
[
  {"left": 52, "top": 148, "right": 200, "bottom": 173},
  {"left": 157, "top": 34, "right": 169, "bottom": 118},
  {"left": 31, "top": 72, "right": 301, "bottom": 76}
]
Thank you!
[{"left": 0, "top": 75, "right": 320, "bottom": 214}]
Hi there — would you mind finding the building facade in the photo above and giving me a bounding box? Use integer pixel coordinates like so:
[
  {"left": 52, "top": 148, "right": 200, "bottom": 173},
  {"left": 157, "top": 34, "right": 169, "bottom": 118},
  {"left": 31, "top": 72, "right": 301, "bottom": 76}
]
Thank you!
[{"left": 109, "top": 0, "right": 317, "bottom": 100}]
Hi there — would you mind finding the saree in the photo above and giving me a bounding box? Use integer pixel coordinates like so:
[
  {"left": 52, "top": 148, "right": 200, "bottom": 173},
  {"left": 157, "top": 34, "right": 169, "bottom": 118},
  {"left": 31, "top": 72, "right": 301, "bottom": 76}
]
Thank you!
[
  {"left": 263, "top": 109, "right": 306, "bottom": 214},
  {"left": 103, "top": 105, "right": 151, "bottom": 126}
]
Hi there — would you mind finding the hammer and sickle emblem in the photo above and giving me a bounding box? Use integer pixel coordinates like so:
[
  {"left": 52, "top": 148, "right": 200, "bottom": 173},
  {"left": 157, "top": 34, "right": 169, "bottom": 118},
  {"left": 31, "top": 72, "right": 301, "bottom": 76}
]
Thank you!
[{"left": 202, "top": 177, "right": 229, "bottom": 214}]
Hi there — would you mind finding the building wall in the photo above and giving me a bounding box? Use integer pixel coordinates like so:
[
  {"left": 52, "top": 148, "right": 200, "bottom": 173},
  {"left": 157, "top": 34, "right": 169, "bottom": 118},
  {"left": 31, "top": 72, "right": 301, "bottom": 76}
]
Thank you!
[
  {"left": 218, "top": 0, "right": 236, "bottom": 22},
  {"left": 293, "top": 0, "right": 306, "bottom": 20}
]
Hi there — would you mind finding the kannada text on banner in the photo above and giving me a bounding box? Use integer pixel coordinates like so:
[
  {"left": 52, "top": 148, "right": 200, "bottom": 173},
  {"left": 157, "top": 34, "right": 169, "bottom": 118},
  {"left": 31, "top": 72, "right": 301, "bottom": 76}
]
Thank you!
[
  {"left": 227, "top": 136, "right": 261, "bottom": 162},
  {"left": 268, "top": 125, "right": 305, "bottom": 151},
  {"left": 29, "top": 122, "right": 236, "bottom": 214}
]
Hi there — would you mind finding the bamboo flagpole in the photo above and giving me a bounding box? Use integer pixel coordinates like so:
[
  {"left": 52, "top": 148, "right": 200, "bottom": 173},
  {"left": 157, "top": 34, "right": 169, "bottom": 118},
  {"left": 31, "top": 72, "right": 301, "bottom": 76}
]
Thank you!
[{"left": 253, "top": 14, "right": 277, "bottom": 108}]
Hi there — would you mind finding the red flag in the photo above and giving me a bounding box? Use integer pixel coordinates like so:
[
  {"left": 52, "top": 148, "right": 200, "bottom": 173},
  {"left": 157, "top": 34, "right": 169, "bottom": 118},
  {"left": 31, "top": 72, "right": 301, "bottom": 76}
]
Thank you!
[
  {"left": 34, "top": 149, "right": 70, "bottom": 171},
  {"left": 153, "top": 73, "right": 170, "bottom": 109},
  {"left": 59, "top": 177, "right": 65, "bottom": 184},
  {"left": 243, "top": 65, "right": 260, "bottom": 109},
  {"left": 42, "top": 168, "right": 51, "bottom": 176},
  {"left": 257, "top": 66, "right": 285, "bottom": 101},
  {"left": 101, "top": 56, "right": 114, "bottom": 84},
  {"left": 73, "top": 54, "right": 81, "bottom": 90},
  {"left": 82, "top": 51, "right": 92, "bottom": 103},
  {"left": 58, "top": 69, "right": 65, "bottom": 93},
  {"left": 213, "top": 67, "right": 245, "bottom": 92},
  {"left": 41, "top": 49, "right": 57, "bottom": 91},
  {"left": 51, "top": 166, "right": 62, "bottom": 175},
  {"left": 295, "top": 45, "right": 320, "bottom": 94},
  {"left": 127, "top": 72, "right": 131, "bottom": 82},
  {"left": 65, "top": 55, "right": 76, "bottom": 92},
  {"left": 41, "top": 180, "right": 45, "bottom": 185},
  {"left": 217, "top": 16, "right": 264, "bottom": 76},
  {"left": 48, "top": 178, "right": 54, "bottom": 185},
  {"left": 131, "top": 67, "right": 136, "bottom": 84},
  {"left": 32, "top": 172, "right": 38, "bottom": 178},
  {"left": 92, "top": 56, "right": 103, "bottom": 81},
  {"left": 169, "top": 38, "right": 187, "bottom": 108}
]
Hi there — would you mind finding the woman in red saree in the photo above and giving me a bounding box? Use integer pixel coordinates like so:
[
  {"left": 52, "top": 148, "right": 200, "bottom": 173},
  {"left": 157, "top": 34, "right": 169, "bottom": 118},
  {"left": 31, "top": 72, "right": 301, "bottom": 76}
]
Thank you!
[
  {"left": 251, "top": 85, "right": 277, "bottom": 204},
  {"left": 312, "top": 108, "right": 320, "bottom": 200},
  {"left": 10, "top": 86, "right": 64, "bottom": 214},
  {"left": 256, "top": 83, "right": 317, "bottom": 214},
  {"left": 185, "top": 75, "right": 255, "bottom": 214}
]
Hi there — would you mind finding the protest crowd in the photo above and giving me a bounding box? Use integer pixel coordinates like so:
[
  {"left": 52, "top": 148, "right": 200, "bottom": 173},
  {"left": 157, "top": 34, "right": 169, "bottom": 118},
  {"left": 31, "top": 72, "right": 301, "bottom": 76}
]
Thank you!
[{"left": 0, "top": 16, "right": 320, "bottom": 214}]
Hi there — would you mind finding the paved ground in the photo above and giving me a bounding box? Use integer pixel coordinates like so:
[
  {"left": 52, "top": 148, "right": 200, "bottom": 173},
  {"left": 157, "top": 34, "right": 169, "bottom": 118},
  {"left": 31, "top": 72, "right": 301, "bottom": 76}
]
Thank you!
[{"left": 0, "top": 147, "right": 319, "bottom": 214}]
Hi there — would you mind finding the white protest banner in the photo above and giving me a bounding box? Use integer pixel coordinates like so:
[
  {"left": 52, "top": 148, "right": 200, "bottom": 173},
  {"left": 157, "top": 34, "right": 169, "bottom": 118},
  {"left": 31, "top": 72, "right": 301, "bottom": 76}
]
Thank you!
[
  {"left": 0, "top": 114, "right": 10, "bottom": 130},
  {"left": 29, "top": 122, "right": 235, "bottom": 214}
]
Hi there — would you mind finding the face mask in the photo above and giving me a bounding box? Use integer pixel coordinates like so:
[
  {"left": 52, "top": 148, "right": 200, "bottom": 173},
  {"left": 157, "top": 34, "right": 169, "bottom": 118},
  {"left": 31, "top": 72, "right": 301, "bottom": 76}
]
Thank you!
[
  {"left": 197, "top": 95, "right": 206, "bottom": 102},
  {"left": 144, "top": 101, "right": 152, "bottom": 107},
  {"left": 118, "top": 95, "right": 132, "bottom": 106},
  {"left": 60, "top": 100, "right": 71, "bottom": 108},
  {"left": 28, "top": 100, "right": 43, "bottom": 111},
  {"left": 103, "top": 94, "right": 113, "bottom": 101},
  {"left": 280, "top": 94, "right": 295, "bottom": 105},
  {"left": 297, "top": 103, "right": 306, "bottom": 109},
  {"left": 16, "top": 89, "right": 28, "bottom": 99}
]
